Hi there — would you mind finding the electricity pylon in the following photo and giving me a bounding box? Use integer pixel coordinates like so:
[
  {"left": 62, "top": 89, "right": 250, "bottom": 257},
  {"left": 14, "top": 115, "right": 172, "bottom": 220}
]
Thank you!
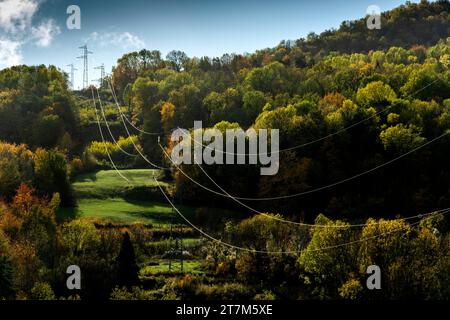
[
  {"left": 168, "top": 193, "right": 184, "bottom": 273},
  {"left": 94, "top": 63, "right": 105, "bottom": 88},
  {"left": 77, "top": 45, "right": 93, "bottom": 89},
  {"left": 66, "top": 64, "right": 77, "bottom": 90}
]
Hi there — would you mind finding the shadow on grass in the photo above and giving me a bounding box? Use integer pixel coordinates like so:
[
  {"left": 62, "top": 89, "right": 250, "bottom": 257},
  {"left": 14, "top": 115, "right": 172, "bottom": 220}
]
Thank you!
[
  {"left": 73, "top": 172, "right": 98, "bottom": 183},
  {"left": 57, "top": 206, "right": 81, "bottom": 223},
  {"left": 129, "top": 211, "right": 173, "bottom": 224},
  {"left": 124, "top": 198, "right": 197, "bottom": 220}
]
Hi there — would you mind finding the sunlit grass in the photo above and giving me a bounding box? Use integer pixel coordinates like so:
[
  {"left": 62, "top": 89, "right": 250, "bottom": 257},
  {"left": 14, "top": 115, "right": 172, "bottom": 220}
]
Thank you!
[
  {"left": 58, "top": 169, "right": 194, "bottom": 225},
  {"left": 140, "top": 259, "right": 204, "bottom": 275},
  {"left": 72, "top": 169, "right": 167, "bottom": 198}
]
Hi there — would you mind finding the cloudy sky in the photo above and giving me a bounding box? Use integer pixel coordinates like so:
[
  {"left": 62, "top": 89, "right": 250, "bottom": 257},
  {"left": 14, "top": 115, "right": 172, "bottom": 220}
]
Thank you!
[{"left": 0, "top": 0, "right": 420, "bottom": 89}]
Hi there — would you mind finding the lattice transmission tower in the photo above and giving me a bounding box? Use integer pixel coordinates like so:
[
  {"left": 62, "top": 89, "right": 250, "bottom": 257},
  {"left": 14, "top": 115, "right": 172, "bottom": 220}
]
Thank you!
[
  {"left": 94, "top": 63, "right": 105, "bottom": 88},
  {"left": 66, "top": 63, "right": 77, "bottom": 90},
  {"left": 77, "top": 45, "right": 93, "bottom": 89},
  {"left": 168, "top": 192, "right": 184, "bottom": 273}
]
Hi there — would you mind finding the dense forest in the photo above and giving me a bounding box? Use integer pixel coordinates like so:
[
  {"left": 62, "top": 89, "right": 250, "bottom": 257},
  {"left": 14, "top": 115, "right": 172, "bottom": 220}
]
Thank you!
[{"left": 0, "top": 0, "right": 449, "bottom": 300}]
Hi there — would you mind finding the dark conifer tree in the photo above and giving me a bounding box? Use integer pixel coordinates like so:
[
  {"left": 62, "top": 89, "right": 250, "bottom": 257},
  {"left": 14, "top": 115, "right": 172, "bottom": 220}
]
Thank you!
[
  {"left": 0, "top": 256, "right": 15, "bottom": 298},
  {"left": 116, "top": 232, "right": 140, "bottom": 288}
]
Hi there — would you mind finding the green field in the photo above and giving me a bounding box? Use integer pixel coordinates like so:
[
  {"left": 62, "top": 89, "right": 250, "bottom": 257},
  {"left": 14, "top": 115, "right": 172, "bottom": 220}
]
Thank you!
[
  {"left": 72, "top": 169, "right": 166, "bottom": 198},
  {"left": 140, "top": 259, "right": 204, "bottom": 275},
  {"left": 60, "top": 197, "right": 180, "bottom": 224},
  {"left": 59, "top": 169, "right": 194, "bottom": 225}
]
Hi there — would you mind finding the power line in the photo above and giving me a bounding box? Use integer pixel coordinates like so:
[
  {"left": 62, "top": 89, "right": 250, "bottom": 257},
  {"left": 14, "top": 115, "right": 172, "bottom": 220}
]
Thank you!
[
  {"left": 89, "top": 98, "right": 450, "bottom": 253},
  {"left": 96, "top": 86, "right": 136, "bottom": 157},
  {"left": 100, "top": 77, "right": 450, "bottom": 225},
  {"left": 121, "top": 78, "right": 440, "bottom": 156},
  {"left": 78, "top": 44, "right": 93, "bottom": 89},
  {"left": 96, "top": 88, "right": 450, "bottom": 228},
  {"left": 107, "top": 79, "right": 169, "bottom": 170},
  {"left": 109, "top": 78, "right": 161, "bottom": 135},
  {"left": 157, "top": 128, "right": 449, "bottom": 202},
  {"left": 90, "top": 86, "right": 130, "bottom": 183},
  {"left": 155, "top": 177, "right": 450, "bottom": 255},
  {"left": 107, "top": 75, "right": 450, "bottom": 204}
]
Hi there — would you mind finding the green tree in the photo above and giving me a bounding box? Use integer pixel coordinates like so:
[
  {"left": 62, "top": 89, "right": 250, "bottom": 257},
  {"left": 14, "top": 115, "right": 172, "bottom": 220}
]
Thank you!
[
  {"left": 166, "top": 50, "right": 189, "bottom": 71},
  {"left": 379, "top": 124, "right": 426, "bottom": 154},
  {"left": 33, "top": 148, "right": 75, "bottom": 206},
  {"left": 31, "top": 114, "right": 64, "bottom": 148},
  {"left": 245, "top": 62, "right": 289, "bottom": 95},
  {"left": 357, "top": 218, "right": 412, "bottom": 299},
  {"left": 112, "top": 49, "right": 164, "bottom": 99},
  {"left": 356, "top": 81, "right": 397, "bottom": 108},
  {"left": 131, "top": 77, "right": 159, "bottom": 123},
  {"left": 298, "top": 214, "right": 356, "bottom": 299},
  {"left": 242, "top": 90, "right": 266, "bottom": 126}
]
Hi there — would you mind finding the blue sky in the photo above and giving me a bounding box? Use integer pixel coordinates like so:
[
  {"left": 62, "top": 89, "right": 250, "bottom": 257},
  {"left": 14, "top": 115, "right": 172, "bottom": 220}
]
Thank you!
[{"left": 0, "top": 0, "right": 421, "bottom": 89}]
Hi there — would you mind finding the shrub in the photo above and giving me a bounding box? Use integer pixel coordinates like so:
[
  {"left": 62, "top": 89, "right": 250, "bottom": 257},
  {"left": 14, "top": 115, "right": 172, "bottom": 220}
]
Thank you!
[
  {"left": 338, "top": 278, "right": 363, "bottom": 300},
  {"left": 254, "top": 290, "right": 277, "bottom": 300},
  {"left": 30, "top": 282, "right": 56, "bottom": 300},
  {"left": 86, "top": 135, "right": 141, "bottom": 169}
]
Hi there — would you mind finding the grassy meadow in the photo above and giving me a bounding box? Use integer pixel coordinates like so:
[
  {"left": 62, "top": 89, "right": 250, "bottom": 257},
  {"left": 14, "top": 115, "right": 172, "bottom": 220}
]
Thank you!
[
  {"left": 72, "top": 169, "right": 165, "bottom": 198},
  {"left": 58, "top": 169, "right": 194, "bottom": 225}
]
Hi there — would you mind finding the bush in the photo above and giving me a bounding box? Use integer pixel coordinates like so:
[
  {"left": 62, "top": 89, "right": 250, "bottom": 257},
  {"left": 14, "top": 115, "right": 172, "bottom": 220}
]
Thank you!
[
  {"left": 195, "top": 282, "right": 254, "bottom": 300},
  {"left": 110, "top": 286, "right": 159, "bottom": 300},
  {"left": 69, "top": 157, "right": 83, "bottom": 177},
  {"left": 86, "top": 135, "right": 141, "bottom": 169},
  {"left": 0, "top": 142, "right": 34, "bottom": 200},
  {"left": 121, "top": 185, "right": 168, "bottom": 202},
  {"left": 30, "top": 282, "right": 56, "bottom": 300},
  {"left": 254, "top": 290, "right": 277, "bottom": 300},
  {"left": 338, "top": 278, "right": 363, "bottom": 300},
  {"left": 33, "top": 148, "right": 75, "bottom": 206}
]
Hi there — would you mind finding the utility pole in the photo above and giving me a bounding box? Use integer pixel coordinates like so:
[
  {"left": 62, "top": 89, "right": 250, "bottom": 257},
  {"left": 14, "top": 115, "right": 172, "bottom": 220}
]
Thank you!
[
  {"left": 169, "top": 204, "right": 174, "bottom": 272},
  {"left": 178, "top": 190, "right": 184, "bottom": 272},
  {"left": 66, "top": 64, "right": 77, "bottom": 90},
  {"left": 168, "top": 192, "right": 184, "bottom": 273},
  {"left": 77, "top": 44, "right": 93, "bottom": 89},
  {"left": 179, "top": 237, "right": 184, "bottom": 272},
  {"left": 94, "top": 63, "right": 105, "bottom": 88}
]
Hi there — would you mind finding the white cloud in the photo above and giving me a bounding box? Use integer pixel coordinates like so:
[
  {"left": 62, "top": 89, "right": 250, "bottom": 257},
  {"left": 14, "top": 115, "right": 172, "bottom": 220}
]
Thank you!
[
  {"left": 32, "top": 19, "right": 60, "bottom": 47},
  {"left": 0, "top": 0, "right": 38, "bottom": 33},
  {"left": 0, "top": 0, "right": 60, "bottom": 68},
  {"left": 0, "top": 38, "right": 22, "bottom": 67},
  {"left": 87, "top": 31, "right": 146, "bottom": 50}
]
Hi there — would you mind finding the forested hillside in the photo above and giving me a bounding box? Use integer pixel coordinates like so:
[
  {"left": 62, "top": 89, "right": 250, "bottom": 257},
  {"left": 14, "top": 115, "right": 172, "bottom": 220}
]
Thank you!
[
  {"left": 0, "top": 0, "right": 449, "bottom": 301},
  {"left": 111, "top": 0, "right": 450, "bottom": 99},
  {"left": 106, "top": 0, "right": 450, "bottom": 221}
]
